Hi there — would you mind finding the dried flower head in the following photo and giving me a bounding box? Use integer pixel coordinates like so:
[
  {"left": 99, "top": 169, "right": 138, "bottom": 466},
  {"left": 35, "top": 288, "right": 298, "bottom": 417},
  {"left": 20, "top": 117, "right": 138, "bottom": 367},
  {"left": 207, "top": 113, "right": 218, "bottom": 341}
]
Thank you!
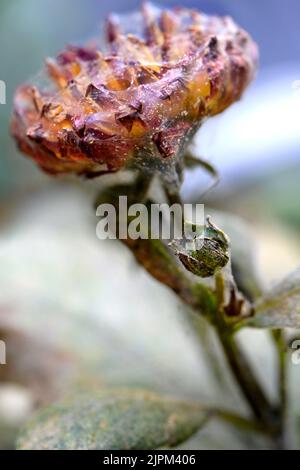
[{"left": 11, "top": 2, "right": 258, "bottom": 184}]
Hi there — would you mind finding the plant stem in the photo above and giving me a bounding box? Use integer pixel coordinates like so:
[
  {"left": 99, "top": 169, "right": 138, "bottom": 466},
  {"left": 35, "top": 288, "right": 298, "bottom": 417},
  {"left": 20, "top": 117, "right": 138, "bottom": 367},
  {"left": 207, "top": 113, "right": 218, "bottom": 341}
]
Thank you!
[
  {"left": 213, "top": 271, "right": 281, "bottom": 442},
  {"left": 134, "top": 172, "right": 153, "bottom": 203},
  {"left": 216, "top": 323, "right": 275, "bottom": 426},
  {"left": 271, "top": 329, "right": 288, "bottom": 448},
  {"left": 213, "top": 409, "right": 266, "bottom": 435},
  {"left": 163, "top": 184, "right": 183, "bottom": 209},
  {"left": 117, "top": 173, "right": 287, "bottom": 447}
]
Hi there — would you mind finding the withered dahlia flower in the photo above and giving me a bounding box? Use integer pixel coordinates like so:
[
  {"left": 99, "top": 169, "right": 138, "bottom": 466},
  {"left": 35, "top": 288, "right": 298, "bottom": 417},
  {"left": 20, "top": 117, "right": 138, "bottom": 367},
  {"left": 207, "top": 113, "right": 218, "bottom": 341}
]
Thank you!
[{"left": 11, "top": 3, "right": 258, "bottom": 185}]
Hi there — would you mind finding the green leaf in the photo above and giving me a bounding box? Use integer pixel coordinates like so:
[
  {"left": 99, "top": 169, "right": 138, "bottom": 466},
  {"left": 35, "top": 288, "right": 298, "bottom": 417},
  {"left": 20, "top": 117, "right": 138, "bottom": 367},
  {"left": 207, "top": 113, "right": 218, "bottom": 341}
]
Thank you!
[
  {"left": 17, "top": 388, "right": 210, "bottom": 450},
  {"left": 248, "top": 268, "right": 300, "bottom": 329}
]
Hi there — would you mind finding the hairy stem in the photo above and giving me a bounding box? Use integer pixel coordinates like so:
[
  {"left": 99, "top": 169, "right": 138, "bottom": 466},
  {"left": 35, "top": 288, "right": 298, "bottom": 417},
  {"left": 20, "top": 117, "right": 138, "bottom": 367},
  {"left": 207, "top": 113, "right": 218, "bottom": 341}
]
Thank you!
[
  {"left": 106, "top": 173, "right": 287, "bottom": 447},
  {"left": 133, "top": 172, "right": 153, "bottom": 203},
  {"left": 216, "top": 323, "right": 275, "bottom": 426},
  {"left": 271, "top": 329, "right": 288, "bottom": 448},
  {"left": 213, "top": 271, "right": 283, "bottom": 445},
  {"left": 213, "top": 409, "right": 266, "bottom": 435}
]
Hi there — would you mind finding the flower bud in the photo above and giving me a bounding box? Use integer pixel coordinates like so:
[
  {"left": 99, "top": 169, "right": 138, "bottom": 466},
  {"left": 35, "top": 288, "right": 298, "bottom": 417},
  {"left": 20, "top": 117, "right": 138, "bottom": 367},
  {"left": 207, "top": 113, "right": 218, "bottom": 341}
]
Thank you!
[{"left": 171, "top": 218, "right": 229, "bottom": 278}]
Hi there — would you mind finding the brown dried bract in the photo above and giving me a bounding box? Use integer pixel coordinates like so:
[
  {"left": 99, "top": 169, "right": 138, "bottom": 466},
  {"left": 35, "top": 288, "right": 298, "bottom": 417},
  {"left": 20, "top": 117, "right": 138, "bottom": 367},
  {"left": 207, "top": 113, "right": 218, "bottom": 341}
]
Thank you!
[{"left": 11, "top": 2, "right": 258, "bottom": 179}]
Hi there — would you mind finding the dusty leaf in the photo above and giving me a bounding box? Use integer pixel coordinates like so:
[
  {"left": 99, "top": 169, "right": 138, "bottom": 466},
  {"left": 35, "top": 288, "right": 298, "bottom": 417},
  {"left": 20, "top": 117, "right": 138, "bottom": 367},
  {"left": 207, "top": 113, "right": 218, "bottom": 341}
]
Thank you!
[
  {"left": 248, "top": 269, "right": 300, "bottom": 329},
  {"left": 17, "top": 388, "right": 210, "bottom": 450}
]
